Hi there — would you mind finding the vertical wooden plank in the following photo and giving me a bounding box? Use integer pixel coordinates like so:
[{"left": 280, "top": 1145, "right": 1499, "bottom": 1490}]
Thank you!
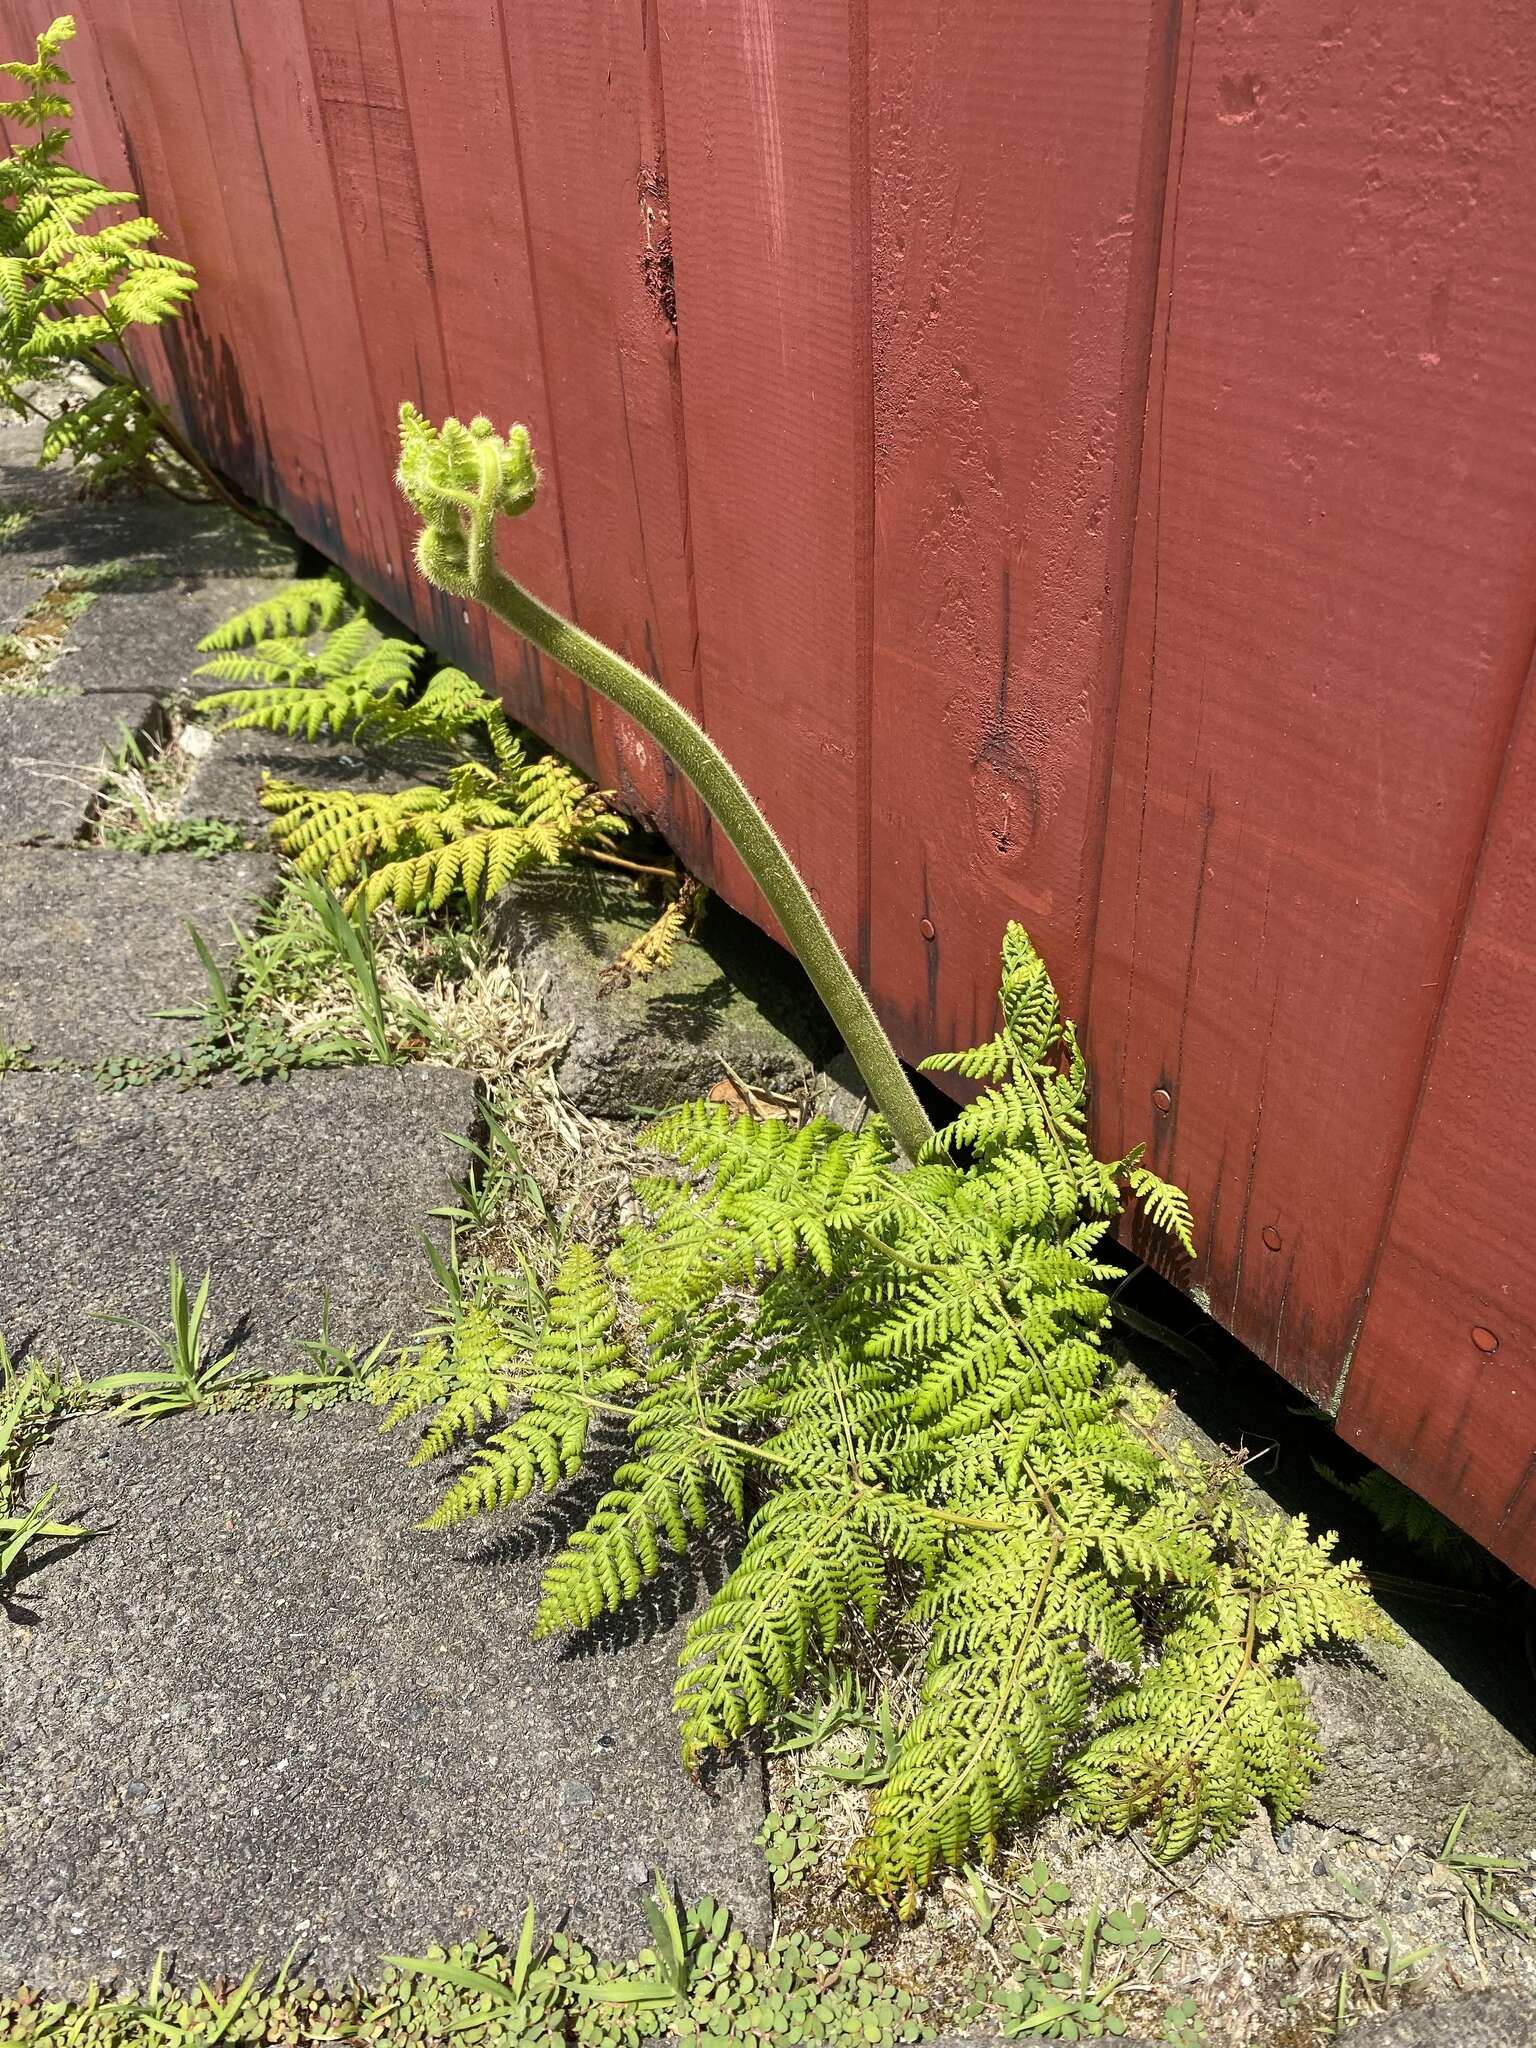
[
  {"left": 1336, "top": 669, "right": 1536, "bottom": 1579},
  {"left": 216, "top": 0, "right": 400, "bottom": 584},
  {"left": 866, "top": 0, "right": 1179, "bottom": 1059},
  {"left": 654, "top": 0, "right": 872, "bottom": 947},
  {"left": 1087, "top": 0, "right": 1536, "bottom": 1396},
  {"left": 376, "top": 0, "right": 601, "bottom": 787},
  {"left": 497, "top": 0, "right": 711, "bottom": 855},
  {"left": 290, "top": 0, "right": 454, "bottom": 636},
  {"left": 78, "top": 10, "right": 202, "bottom": 448},
  {"left": 128, "top": 0, "right": 336, "bottom": 532},
  {"left": 79, "top": 3, "right": 277, "bottom": 501}
]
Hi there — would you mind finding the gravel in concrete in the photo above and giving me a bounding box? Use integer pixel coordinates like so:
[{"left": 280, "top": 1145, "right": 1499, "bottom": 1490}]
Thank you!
[
  {"left": 494, "top": 867, "right": 842, "bottom": 1121},
  {"left": 0, "top": 690, "right": 159, "bottom": 842},
  {"left": 1, "top": 1401, "right": 767, "bottom": 1991},
  {"left": 0, "top": 848, "right": 276, "bottom": 1063},
  {"left": 1341, "top": 1990, "right": 1536, "bottom": 2046},
  {"left": 0, "top": 1066, "right": 476, "bottom": 1375}
]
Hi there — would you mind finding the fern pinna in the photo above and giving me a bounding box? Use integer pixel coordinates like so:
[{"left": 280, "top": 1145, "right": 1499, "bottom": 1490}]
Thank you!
[
  {"left": 0, "top": 16, "right": 243, "bottom": 512},
  {"left": 388, "top": 925, "right": 1391, "bottom": 1898},
  {"left": 195, "top": 574, "right": 625, "bottom": 916}
]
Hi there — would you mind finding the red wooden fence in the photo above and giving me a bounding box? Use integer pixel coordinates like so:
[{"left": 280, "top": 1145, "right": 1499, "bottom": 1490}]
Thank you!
[{"left": 8, "top": 1, "right": 1535, "bottom": 1578}]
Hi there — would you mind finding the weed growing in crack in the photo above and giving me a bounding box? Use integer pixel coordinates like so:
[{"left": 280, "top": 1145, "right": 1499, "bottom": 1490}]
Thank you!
[
  {"left": 0, "top": 1030, "right": 38, "bottom": 1074},
  {"left": 89, "top": 717, "right": 247, "bottom": 856},
  {"left": 0, "top": 573, "right": 94, "bottom": 694},
  {"left": 81, "top": 1259, "right": 384, "bottom": 1430},
  {"left": 1, "top": 1339, "right": 88, "bottom": 1616},
  {"left": 94, "top": 873, "right": 446, "bottom": 1090},
  {"left": 0, "top": 1881, "right": 937, "bottom": 2046},
  {"left": 90, "top": 1257, "right": 247, "bottom": 1425},
  {"left": 1434, "top": 1808, "right": 1536, "bottom": 1957}
]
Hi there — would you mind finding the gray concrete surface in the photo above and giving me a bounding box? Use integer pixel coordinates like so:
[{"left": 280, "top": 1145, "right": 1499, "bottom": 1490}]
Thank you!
[
  {"left": 0, "top": 1067, "right": 476, "bottom": 1375},
  {"left": 1341, "top": 1991, "right": 1536, "bottom": 2046},
  {"left": 0, "top": 848, "right": 275, "bottom": 1062},
  {"left": 181, "top": 725, "right": 461, "bottom": 835},
  {"left": 2, "top": 1402, "right": 766, "bottom": 1992},
  {"left": 0, "top": 690, "right": 157, "bottom": 841}
]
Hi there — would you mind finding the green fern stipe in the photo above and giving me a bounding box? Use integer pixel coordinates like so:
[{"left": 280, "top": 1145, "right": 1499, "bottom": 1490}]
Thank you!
[
  {"left": 395, "top": 403, "right": 938, "bottom": 1161},
  {"left": 391, "top": 924, "right": 1395, "bottom": 1895},
  {"left": 196, "top": 574, "right": 628, "bottom": 918}
]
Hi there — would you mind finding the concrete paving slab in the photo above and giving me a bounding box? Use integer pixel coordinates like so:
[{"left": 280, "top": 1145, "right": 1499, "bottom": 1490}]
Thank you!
[
  {"left": 0, "top": 848, "right": 276, "bottom": 1063},
  {"left": 0, "top": 1066, "right": 476, "bottom": 1377},
  {"left": 1, "top": 397, "right": 294, "bottom": 650},
  {"left": 0, "top": 691, "right": 158, "bottom": 842},
  {"left": 1, "top": 1401, "right": 766, "bottom": 1991},
  {"left": 60, "top": 579, "right": 298, "bottom": 700},
  {"left": 0, "top": 409, "right": 292, "bottom": 593}
]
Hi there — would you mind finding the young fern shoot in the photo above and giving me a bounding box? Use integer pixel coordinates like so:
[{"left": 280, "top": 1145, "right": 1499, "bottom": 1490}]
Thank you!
[
  {"left": 394, "top": 405, "right": 937, "bottom": 1161},
  {"left": 389, "top": 927, "right": 1392, "bottom": 1894}
]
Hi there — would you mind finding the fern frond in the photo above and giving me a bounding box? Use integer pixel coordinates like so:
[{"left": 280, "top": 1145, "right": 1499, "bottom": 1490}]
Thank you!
[
  {"left": 391, "top": 916, "right": 1390, "bottom": 1892},
  {"left": 0, "top": 16, "right": 202, "bottom": 494},
  {"left": 674, "top": 1482, "right": 887, "bottom": 1765},
  {"left": 1126, "top": 1164, "right": 1196, "bottom": 1258},
  {"left": 420, "top": 1246, "right": 632, "bottom": 1531},
  {"left": 197, "top": 574, "right": 356, "bottom": 652},
  {"left": 598, "top": 876, "right": 703, "bottom": 994}
]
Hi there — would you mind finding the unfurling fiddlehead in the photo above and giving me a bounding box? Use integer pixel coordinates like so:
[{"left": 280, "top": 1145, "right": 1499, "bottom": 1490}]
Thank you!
[{"left": 395, "top": 405, "right": 937, "bottom": 1163}]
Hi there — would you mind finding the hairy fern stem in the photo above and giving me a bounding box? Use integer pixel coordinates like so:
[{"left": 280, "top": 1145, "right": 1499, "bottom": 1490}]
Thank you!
[{"left": 400, "top": 407, "right": 937, "bottom": 1161}]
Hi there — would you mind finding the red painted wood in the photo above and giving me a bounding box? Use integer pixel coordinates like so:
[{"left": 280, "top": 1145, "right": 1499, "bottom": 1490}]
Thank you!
[
  {"left": 1087, "top": 0, "right": 1536, "bottom": 1425},
  {"left": 653, "top": 0, "right": 875, "bottom": 950},
  {"left": 866, "top": 0, "right": 1179, "bottom": 1061},
  {"left": 218, "top": 0, "right": 398, "bottom": 584},
  {"left": 86, "top": 4, "right": 280, "bottom": 498},
  {"left": 16, "top": 0, "right": 1536, "bottom": 1578},
  {"left": 360, "top": 0, "right": 596, "bottom": 769},
  {"left": 1337, "top": 669, "right": 1536, "bottom": 1576},
  {"left": 494, "top": 0, "right": 710, "bottom": 854}
]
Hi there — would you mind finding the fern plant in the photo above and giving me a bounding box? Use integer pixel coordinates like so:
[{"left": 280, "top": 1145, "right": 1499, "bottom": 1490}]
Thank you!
[
  {"left": 0, "top": 15, "right": 250, "bottom": 513},
  {"left": 195, "top": 574, "right": 636, "bottom": 921},
  {"left": 396, "top": 405, "right": 936, "bottom": 1159},
  {"left": 386, "top": 925, "right": 1392, "bottom": 1896}
]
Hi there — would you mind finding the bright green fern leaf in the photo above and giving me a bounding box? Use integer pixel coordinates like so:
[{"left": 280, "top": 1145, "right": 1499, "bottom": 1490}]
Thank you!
[
  {"left": 196, "top": 575, "right": 629, "bottom": 921},
  {"left": 0, "top": 16, "right": 208, "bottom": 497},
  {"left": 392, "top": 921, "right": 1392, "bottom": 1894}
]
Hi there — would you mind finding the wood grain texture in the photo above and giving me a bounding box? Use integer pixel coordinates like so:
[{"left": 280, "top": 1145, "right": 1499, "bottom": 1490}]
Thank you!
[
  {"left": 11, "top": 0, "right": 1536, "bottom": 1577},
  {"left": 1337, "top": 667, "right": 1536, "bottom": 1575},
  {"left": 374, "top": 0, "right": 594, "bottom": 769},
  {"left": 655, "top": 0, "right": 875, "bottom": 947},
  {"left": 866, "top": 0, "right": 1179, "bottom": 1060},
  {"left": 1087, "top": 0, "right": 1536, "bottom": 1421},
  {"left": 498, "top": 0, "right": 710, "bottom": 855}
]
